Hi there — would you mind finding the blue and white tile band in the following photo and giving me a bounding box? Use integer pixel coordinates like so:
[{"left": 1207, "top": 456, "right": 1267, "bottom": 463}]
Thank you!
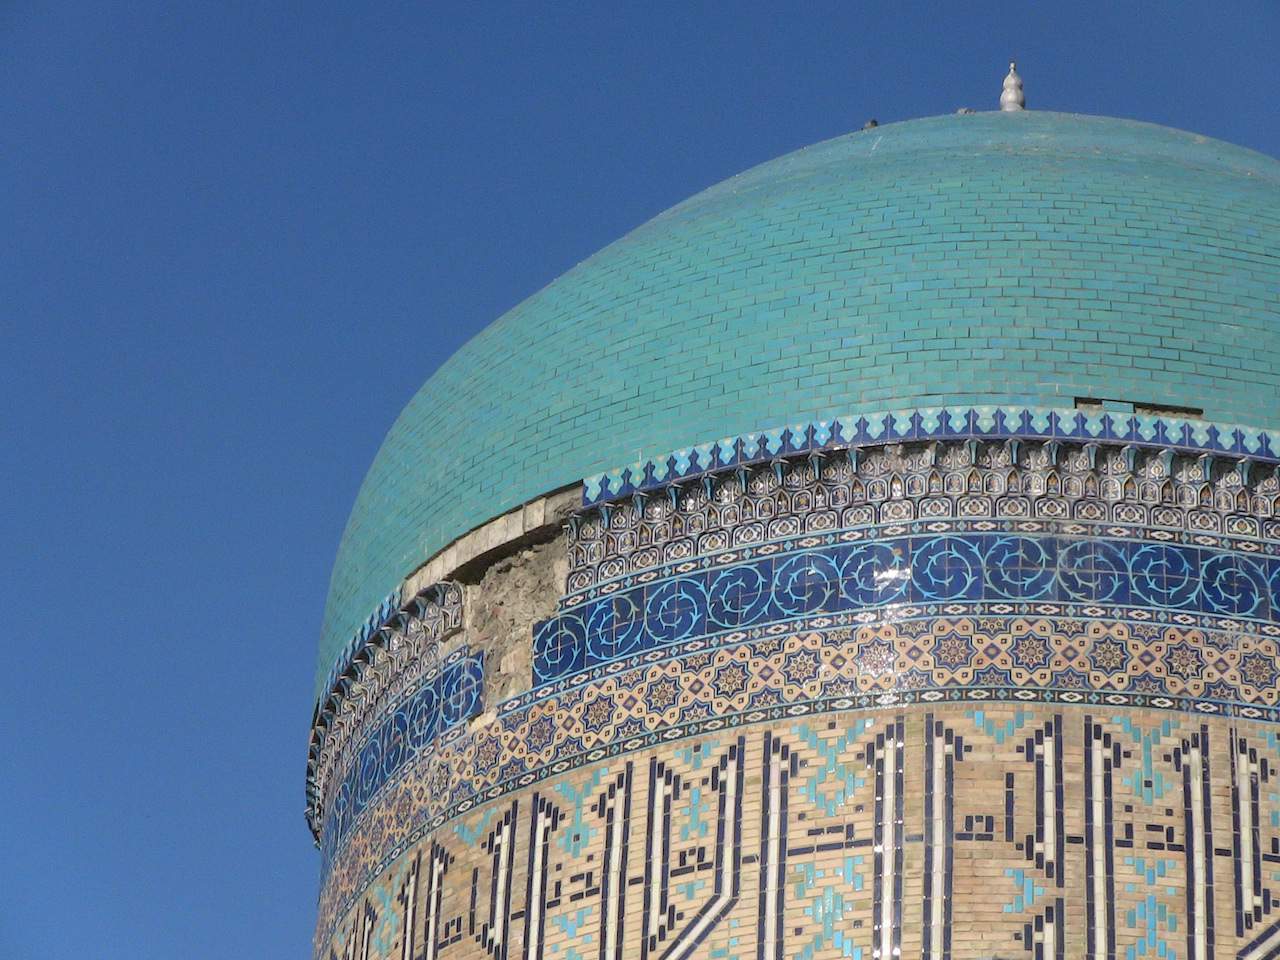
[{"left": 532, "top": 532, "right": 1280, "bottom": 685}]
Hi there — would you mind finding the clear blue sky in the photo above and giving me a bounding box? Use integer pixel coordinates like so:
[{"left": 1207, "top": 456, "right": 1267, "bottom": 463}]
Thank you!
[{"left": 3, "top": 3, "right": 1277, "bottom": 957}]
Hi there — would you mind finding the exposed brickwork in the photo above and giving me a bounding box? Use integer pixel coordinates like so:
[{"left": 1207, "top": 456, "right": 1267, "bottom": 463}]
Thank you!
[
  {"left": 308, "top": 112, "right": 1280, "bottom": 960},
  {"left": 311, "top": 431, "right": 1280, "bottom": 959},
  {"left": 318, "top": 112, "right": 1280, "bottom": 691},
  {"left": 463, "top": 532, "right": 567, "bottom": 704}
]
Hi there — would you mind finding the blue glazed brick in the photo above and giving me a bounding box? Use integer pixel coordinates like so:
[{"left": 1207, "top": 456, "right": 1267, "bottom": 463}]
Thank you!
[
  {"left": 529, "top": 533, "right": 1280, "bottom": 685},
  {"left": 317, "top": 111, "right": 1280, "bottom": 696}
]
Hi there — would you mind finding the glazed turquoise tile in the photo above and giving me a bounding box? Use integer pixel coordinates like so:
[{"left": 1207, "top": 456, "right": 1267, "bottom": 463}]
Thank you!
[{"left": 317, "top": 111, "right": 1280, "bottom": 697}]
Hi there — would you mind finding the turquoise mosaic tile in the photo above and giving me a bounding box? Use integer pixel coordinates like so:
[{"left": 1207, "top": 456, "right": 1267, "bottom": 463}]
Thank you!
[
  {"left": 579, "top": 406, "right": 1280, "bottom": 505},
  {"left": 317, "top": 111, "right": 1280, "bottom": 695}
]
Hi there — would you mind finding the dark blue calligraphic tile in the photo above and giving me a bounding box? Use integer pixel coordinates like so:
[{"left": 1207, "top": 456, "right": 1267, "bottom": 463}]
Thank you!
[
  {"left": 773, "top": 552, "right": 841, "bottom": 616},
  {"left": 1128, "top": 543, "right": 1199, "bottom": 610},
  {"left": 911, "top": 536, "right": 985, "bottom": 601},
  {"left": 379, "top": 710, "right": 410, "bottom": 785},
  {"left": 404, "top": 681, "right": 442, "bottom": 751},
  {"left": 840, "top": 540, "right": 912, "bottom": 606},
  {"left": 1201, "top": 553, "right": 1269, "bottom": 618}
]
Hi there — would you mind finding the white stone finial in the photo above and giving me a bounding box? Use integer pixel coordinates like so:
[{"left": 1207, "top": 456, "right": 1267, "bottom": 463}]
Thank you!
[{"left": 1000, "top": 60, "right": 1025, "bottom": 112}]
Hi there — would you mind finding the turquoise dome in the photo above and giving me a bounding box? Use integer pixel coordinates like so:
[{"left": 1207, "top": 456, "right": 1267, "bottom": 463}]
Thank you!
[{"left": 317, "top": 111, "right": 1280, "bottom": 696}]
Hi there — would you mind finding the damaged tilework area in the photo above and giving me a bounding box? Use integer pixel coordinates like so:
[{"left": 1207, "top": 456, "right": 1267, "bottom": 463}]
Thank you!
[
  {"left": 312, "top": 435, "right": 1280, "bottom": 960},
  {"left": 316, "top": 610, "right": 1280, "bottom": 921},
  {"left": 316, "top": 111, "right": 1280, "bottom": 689}
]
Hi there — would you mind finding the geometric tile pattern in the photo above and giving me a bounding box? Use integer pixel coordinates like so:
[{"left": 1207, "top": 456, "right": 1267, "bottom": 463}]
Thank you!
[
  {"left": 315, "top": 612, "right": 1280, "bottom": 941},
  {"left": 317, "top": 581, "right": 462, "bottom": 735},
  {"left": 576, "top": 437, "right": 1280, "bottom": 609},
  {"left": 321, "top": 644, "right": 484, "bottom": 864},
  {"left": 316, "top": 706, "right": 1280, "bottom": 960},
  {"left": 312, "top": 434, "right": 1280, "bottom": 959},
  {"left": 567, "top": 437, "right": 1280, "bottom": 600},
  {"left": 308, "top": 582, "right": 466, "bottom": 838}
]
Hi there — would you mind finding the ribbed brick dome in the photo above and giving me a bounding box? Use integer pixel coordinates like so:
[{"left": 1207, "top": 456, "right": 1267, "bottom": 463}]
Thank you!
[{"left": 317, "top": 110, "right": 1280, "bottom": 694}]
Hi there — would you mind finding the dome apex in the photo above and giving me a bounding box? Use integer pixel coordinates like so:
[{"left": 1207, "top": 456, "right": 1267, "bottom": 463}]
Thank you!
[
  {"left": 1000, "top": 60, "right": 1025, "bottom": 111},
  {"left": 317, "top": 111, "right": 1280, "bottom": 696}
]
